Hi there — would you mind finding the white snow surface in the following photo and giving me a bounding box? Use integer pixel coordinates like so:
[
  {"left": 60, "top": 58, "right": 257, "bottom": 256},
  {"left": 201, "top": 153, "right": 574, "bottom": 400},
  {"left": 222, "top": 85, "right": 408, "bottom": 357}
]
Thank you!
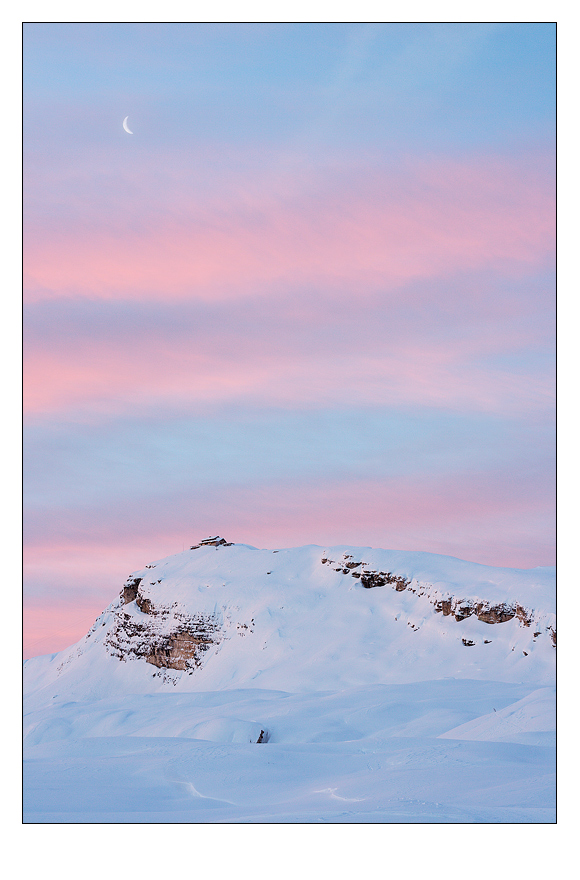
[{"left": 23, "top": 542, "right": 556, "bottom": 823}]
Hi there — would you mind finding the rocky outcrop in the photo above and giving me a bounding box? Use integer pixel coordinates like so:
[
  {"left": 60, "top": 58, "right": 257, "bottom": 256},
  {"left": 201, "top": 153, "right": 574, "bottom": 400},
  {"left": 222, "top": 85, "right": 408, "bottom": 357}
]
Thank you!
[
  {"left": 434, "top": 598, "right": 453, "bottom": 616},
  {"left": 320, "top": 554, "right": 553, "bottom": 642},
  {"left": 515, "top": 605, "right": 533, "bottom": 627},
  {"left": 475, "top": 604, "right": 516, "bottom": 624},
  {"left": 360, "top": 570, "right": 410, "bottom": 590},
  {"left": 321, "top": 555, "right": 410, "bottom": 593},
  {"left": 107, "top": 587, "right": 224, "bottom": 674},
  {"left": 122, "top": 577, "right": 142, "bottom": 605},
  {"left": 145, "top": 626, "right": 221, "bottom": 671},
  {"left": 136, "top": 594, "right": 154, "bottom": 614},
  {"left": 433, "top": 598, "right": 534, "bottom": 627},
  {"left": 121, "top": 575, "right": 156, "bottom": 613},
  {"left": 112, "top": 568, "right": 227, "bottom": 674}
]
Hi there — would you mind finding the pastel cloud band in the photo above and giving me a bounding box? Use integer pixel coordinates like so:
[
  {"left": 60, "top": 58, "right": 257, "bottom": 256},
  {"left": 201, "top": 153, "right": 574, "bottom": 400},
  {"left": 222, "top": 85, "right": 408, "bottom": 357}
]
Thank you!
[{"left": 24, "top": 154, "right": 554, "bottom": 303}]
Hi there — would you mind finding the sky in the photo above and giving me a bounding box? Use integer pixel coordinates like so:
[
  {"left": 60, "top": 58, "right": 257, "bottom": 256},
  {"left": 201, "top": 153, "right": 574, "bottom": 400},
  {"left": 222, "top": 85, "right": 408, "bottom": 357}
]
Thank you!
[{"left": 23, "top": 22, "right": 556, "bottom": 657}]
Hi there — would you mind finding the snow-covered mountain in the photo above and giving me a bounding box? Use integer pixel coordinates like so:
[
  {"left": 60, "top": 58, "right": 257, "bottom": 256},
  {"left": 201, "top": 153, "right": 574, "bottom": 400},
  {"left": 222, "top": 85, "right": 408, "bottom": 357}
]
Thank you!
[
  {"left": 24, "top": 539, "right": 555, "bottom": 702},
  {"left": 23, "top": 539, "right": 556, "bottom": 823}
]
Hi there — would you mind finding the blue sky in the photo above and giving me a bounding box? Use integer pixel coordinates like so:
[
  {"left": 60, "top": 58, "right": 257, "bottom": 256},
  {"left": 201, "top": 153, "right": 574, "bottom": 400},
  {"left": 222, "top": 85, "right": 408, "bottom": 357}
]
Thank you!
[{"left": 23, "top": 22, "right": 555, "bottom": 655}]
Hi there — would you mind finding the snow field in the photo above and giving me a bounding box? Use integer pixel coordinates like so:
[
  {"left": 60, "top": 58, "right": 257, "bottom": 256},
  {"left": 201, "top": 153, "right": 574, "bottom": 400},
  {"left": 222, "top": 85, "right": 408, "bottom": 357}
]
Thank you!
[{"left": 24, "top": 542, "right": 555, "bottom": 822}]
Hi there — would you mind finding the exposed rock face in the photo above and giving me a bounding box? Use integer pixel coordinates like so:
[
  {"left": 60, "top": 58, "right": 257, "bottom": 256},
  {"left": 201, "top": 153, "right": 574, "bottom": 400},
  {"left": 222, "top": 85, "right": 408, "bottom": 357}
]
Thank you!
[
  {"left": 122, "top": 577, "right": 142, "bottom": 605},
  {"left": 106, "top": 607, "right": 224, "bottom": 674},
  {"left": 146, "top": 627, "right": 220, "bottom": 671},
  {"left": 360, "top": 571, "right": 410, "bottom": 591},
  {"left": 475, "top": 604, "right": 516, "bottom": 624},
  {"left": 110, "top": 574, "right": 225, "bottom": 674},
  {"left": 431, "top": 597, "right": 534, "bottom": 627},
  {"left": 136, "top": 594, "right": 154, "bottom": 614},
  {"left": 322, "top": 555, "right": 408, "bottom": 590},
  {"left": 434, "top": 599, "right": 454, "bottom": 616},
  {"left": 433, "top": 598, "right": 535, "bottom": 627},
  {"left": 515, "top": 605, "right": 533, "bottom": 627},
  {"left": 320, "top": 554, "right": 553, "bottom": 642},
  {"left": 121, "top": 575, "right": 155, "bottom": 613}
]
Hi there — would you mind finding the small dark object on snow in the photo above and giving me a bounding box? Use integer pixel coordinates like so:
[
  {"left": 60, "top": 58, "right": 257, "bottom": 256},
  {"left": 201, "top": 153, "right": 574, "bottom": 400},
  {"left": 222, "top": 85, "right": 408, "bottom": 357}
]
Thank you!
[{"left": 190, "top": 536, "right": 234, "bottom": 549}]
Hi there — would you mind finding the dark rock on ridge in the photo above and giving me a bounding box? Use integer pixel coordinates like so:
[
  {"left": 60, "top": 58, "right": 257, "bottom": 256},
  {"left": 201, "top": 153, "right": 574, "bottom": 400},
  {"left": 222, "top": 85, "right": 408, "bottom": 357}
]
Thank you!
[
  {"left": 360, "top": 571, "right": 410, "bottom": 591},
  {"left": 106, "top": 608, "right": 224, "bottom": 675},
  {"left": 146, "top": 628, "right": 219, "bottom": 671},
  {"left": 112, "top": 574, "right": 225, "bottom": 674},
  {"left": 122, "top": 577, "right": 142, "bottom": 605},
  {"left": 190, "top": 536, "right": 234, "bottom": 549},
  {"left": 320, "top": 553, "right": 555, "bottom": 642}
]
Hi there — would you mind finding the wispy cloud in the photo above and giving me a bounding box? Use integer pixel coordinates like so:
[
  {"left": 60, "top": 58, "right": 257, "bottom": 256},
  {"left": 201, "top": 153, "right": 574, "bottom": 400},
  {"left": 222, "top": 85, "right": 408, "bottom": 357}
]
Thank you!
[
  {"left": 24, "top": 153, "right": 554, "bottom": 303},
  {"left": 24, "top": 270, "right": 554, "bottom": 419}
]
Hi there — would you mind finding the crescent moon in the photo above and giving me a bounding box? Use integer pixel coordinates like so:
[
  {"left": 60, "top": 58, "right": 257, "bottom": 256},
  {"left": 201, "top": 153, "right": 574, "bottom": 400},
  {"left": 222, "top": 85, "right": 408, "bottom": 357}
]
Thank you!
[{"left": 122, "top": 116, "right": 133, "bottom": 134}]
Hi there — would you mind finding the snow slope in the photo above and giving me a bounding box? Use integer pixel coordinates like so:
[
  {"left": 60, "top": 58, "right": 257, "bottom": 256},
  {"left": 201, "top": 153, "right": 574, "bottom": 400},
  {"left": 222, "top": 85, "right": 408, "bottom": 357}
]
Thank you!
[{"left": 23, "top": 541, "right": 556, "bottom": 823}]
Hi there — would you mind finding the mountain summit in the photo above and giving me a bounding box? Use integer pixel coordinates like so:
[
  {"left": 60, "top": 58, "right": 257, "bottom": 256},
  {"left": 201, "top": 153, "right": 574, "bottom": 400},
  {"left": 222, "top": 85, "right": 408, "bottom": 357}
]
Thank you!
[{"left": 24, "top": 540, "right": 555, "bottom": 703}]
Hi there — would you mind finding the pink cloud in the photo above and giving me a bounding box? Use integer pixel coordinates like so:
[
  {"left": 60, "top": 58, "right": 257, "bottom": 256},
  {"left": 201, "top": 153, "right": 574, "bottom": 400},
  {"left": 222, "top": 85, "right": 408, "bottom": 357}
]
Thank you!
[
  {"left": 23, "top": 321, "right": 554, "bottom": 418},
  {"left": 24, "top": 603, "right": 108, "bottom": 659},
  {"left": 24, "top": 154, "right": 554, "bottom": 303}
]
